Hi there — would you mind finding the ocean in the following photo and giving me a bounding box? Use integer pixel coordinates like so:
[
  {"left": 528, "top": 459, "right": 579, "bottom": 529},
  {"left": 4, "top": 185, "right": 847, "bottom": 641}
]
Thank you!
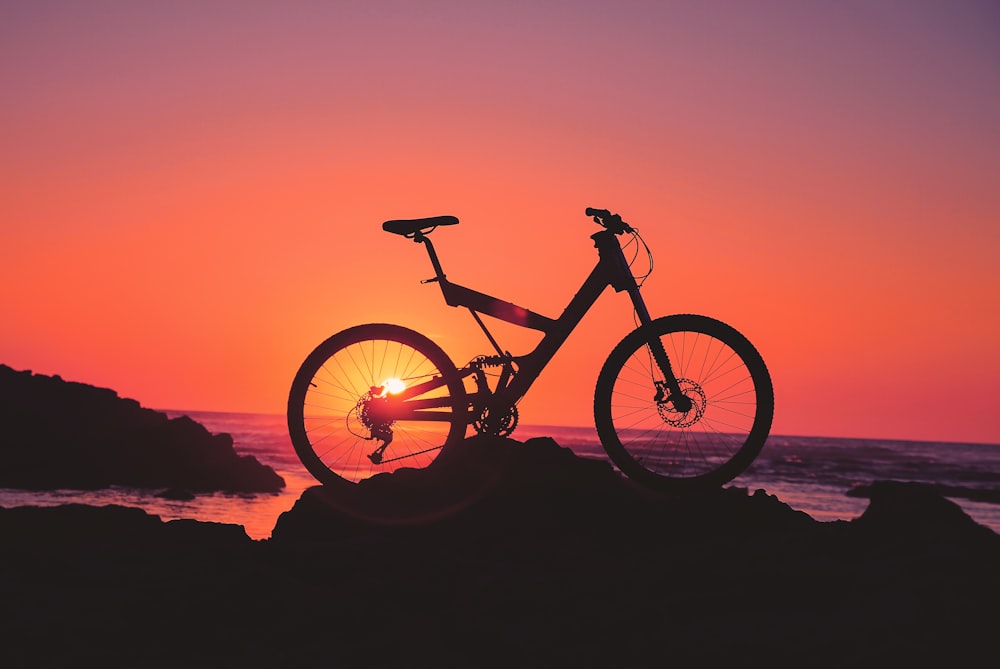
[{"left": 2, "top": 410, "right": 998, "bottom": 540}]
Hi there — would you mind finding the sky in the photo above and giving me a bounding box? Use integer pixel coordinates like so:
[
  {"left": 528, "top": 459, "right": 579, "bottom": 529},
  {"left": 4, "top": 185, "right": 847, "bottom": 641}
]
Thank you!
[{"left": 2, "top": 0, "right": 998, "bottom": 444}]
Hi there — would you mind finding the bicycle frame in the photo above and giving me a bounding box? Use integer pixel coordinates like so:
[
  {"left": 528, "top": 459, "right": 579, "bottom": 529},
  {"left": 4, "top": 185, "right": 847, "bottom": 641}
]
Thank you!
[
  {"left": 290, "top": 211, "right": 773, "bottom": 488},
  {"left": 394, "top": 226, "right": 688, "bottom": 428}
]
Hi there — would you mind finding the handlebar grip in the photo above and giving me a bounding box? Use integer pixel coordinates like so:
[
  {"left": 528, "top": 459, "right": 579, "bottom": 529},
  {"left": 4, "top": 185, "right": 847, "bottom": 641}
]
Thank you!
[{"left": 585, "top": 207, "right": 633, "bottom": 234}]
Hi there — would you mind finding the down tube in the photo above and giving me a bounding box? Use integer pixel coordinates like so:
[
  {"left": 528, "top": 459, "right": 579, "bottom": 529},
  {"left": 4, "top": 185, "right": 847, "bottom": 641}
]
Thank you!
[{"left": 500, "top": 263, "right": 610, "bottom": 403}]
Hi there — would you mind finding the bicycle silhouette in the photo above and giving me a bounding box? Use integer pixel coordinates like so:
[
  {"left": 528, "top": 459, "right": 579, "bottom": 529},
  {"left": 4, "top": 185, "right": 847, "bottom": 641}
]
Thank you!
[{"left": 288, "top": 208, "right": 773, "bottom": 493}]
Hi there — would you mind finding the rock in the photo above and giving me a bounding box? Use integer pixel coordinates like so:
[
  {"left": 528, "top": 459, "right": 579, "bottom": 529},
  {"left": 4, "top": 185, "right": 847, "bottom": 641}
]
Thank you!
[
  {"left": 0, "top": 503, "right": 253, "bottom": 550},
  {"left": 156, "top": 487, "right": 196, "bottom": 501},
  {"left": 270, "top": 435, "right": 817, "bottom": 545},
  {"left": 852, "top": 480, "right": 998, "bottom": 543},
  {"left": 0, "top": 364, "right": 284, "bottom": 492},
  {"left": 848, "top": 480, "right": 1000, "bottom": 504},
  {"left": 1, "top": 439, "right": 998, "bottom": 667},
  {"left": 270, "top": 435, "right": 641, "bottom": 540}
]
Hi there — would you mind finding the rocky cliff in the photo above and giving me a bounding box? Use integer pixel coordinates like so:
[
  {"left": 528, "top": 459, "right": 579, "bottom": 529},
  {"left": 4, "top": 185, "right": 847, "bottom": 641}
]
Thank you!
[{"left": 0, "top": 364, "right": 283, "bottom": 492}]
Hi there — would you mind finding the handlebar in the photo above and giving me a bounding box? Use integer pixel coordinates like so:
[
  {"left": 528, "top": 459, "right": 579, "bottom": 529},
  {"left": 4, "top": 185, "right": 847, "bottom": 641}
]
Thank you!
[{"left": 586, "top": 207, "right": 633, "bottom": 234}]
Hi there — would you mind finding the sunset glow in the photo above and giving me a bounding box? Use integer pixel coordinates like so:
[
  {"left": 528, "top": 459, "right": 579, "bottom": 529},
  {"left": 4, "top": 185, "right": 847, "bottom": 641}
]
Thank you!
[
  {"left": 380, "top": 378, "right": 407, "bottom": 397},
  {"left": 2, "top": 1, "right": 998, "bottom": 443}
]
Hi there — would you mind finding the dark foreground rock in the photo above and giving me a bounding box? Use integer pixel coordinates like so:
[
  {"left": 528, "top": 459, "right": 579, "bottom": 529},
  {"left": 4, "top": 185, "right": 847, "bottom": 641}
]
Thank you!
[
  {"left": 849, "top": 480, "right": 1000, "bottom": 504},
  {"left": 2, "top": 437, "right": 998, "bottom": 667},
  {"left": 0, "top": 364, "right": 283, "bottom": 492}
]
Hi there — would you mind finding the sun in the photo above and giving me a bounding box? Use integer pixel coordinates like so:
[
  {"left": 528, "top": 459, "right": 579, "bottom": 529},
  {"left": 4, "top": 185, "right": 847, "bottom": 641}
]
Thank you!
[{"left": 380, "top": 377, "right": 407, "bottom": 395}]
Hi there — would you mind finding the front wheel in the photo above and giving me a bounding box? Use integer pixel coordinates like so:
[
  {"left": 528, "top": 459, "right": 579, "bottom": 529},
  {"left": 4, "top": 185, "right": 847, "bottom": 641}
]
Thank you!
[
  {"left": 594, "top": 314, "right": 774, "bottom": 493},
  {"left": 287, "top": 323, "right": 468, "bottom": 485}
]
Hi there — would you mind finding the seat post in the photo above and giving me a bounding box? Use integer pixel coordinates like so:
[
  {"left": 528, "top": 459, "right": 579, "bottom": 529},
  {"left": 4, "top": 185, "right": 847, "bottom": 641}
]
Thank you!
[{"left": 413, "top": 231, "right": 447, "bottom": 281}]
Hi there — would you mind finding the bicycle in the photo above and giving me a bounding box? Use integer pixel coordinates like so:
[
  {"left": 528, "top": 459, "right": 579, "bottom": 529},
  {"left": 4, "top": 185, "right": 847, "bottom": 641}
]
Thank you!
[{"left": 287, "top": 208, "right": 774, "bottom": 493}]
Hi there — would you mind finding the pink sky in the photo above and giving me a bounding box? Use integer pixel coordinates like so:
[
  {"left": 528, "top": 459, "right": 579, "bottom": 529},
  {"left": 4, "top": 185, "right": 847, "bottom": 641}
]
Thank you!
[{"left": 2, "top": 1, "right": 998, "bottom": 443}]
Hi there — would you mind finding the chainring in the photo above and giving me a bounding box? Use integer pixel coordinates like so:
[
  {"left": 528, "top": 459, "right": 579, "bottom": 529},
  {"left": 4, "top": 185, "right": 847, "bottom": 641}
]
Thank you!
[{"left": 473, "top": 405, "right": 519, "bottom": 437}]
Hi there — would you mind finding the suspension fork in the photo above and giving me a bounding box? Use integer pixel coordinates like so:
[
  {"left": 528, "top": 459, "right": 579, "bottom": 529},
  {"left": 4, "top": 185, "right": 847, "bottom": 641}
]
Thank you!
[
  {"left": 593, "top": 227, "right": 692, "bottom": 412},
  {"left": 625, "top": 283, "right": 693, "bottom": 413}
]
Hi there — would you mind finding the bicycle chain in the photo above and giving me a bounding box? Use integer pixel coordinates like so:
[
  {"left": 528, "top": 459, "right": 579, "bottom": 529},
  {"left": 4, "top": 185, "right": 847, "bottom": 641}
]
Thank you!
[{"left": 377, "top": 444, "right": 443, "bottom": 464}]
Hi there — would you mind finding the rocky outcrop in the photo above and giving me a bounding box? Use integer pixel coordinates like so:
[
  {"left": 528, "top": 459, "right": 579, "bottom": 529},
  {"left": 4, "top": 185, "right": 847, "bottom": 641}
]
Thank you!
[
  {"left": 849, "top": 480, "right": 1000, "bottom": 504},
  {"left": 2, "top": 436, "right": 996, "bottom": 667},
  {"left": 0, "top": 364, "right": 283, "bottom": 492},
  {"left": 269, "top": 435, "right": 819, "bottom": 542}
]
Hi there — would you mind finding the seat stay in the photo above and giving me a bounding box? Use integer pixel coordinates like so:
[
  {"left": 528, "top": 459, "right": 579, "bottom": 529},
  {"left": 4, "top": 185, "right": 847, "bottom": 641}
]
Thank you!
[{"left": 392, "top": 375, "right": 452, "bottom": 403}]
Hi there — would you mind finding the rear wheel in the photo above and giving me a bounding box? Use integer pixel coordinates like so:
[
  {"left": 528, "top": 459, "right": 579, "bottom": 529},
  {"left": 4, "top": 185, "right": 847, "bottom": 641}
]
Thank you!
[
  {"left": 594, "top": 314, "right": 773, "bottom": 493},
  {"left": 287, "top": 323, "right": 468, "bottom": 485}
]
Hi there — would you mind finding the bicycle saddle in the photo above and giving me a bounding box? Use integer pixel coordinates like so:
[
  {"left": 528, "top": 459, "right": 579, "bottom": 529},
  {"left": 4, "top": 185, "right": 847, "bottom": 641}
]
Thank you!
[{"left": 382, "top": 215, "right": 459, "bottom": 236}]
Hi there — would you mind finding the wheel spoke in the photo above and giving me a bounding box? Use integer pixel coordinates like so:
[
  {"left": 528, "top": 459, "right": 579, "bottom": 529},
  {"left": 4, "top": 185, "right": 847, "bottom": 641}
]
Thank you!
[
  {"left": 595, "top": 315, "right": 773, "bottom": 492},
  {"left": 288, "top": 325, "right": 467, "bottom": 485}
]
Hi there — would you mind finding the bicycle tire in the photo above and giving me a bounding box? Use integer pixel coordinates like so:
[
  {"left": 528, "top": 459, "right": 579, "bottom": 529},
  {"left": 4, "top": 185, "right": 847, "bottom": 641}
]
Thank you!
[
  {"left": 287, "top": 323, "right": 468, "bottom": 485},
  {"left": 594, "top": 314, "right": 774, "bottom": 493}
]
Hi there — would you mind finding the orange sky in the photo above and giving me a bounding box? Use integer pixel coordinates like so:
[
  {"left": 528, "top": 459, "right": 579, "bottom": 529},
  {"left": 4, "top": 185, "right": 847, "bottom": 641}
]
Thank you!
[{"left": 3, "top": 1, "right": 998, "bottom": 443}]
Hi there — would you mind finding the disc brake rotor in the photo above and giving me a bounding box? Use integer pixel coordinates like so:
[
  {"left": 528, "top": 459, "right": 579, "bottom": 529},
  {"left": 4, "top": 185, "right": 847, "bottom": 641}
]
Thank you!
[{"left": 656, "top": 378, "right": 707, "bottom": 428}]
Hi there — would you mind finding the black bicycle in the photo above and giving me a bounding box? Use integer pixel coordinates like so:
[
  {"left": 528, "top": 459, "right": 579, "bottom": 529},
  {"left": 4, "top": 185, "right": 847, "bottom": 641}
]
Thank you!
[{"left": 288, "top": 208, "right": 773, "bottom": 493}]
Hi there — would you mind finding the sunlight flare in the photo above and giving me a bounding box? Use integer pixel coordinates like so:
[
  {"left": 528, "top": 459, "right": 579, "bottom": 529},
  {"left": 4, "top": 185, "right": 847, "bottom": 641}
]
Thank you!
[{"left": 379, "top": 377, "right": 407, "bottom": 396}]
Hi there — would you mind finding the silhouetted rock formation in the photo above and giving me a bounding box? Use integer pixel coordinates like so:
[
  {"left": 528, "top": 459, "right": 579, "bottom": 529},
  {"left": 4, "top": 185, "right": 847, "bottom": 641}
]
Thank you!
[
  {"left": 853, "top": 479, "right": 998, "bottom": 538},
  {"left": 269, "top": 435, "right": 818, "bottom": 543},
  {"left": 2, "top": 436, "right": 996, "bottom": 667},
  {"left": 848, "top": 479, "right": 1000, "bottom": 504},
  {"left": 0, "top": 364, "right": 283, "bottom": 492}
]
